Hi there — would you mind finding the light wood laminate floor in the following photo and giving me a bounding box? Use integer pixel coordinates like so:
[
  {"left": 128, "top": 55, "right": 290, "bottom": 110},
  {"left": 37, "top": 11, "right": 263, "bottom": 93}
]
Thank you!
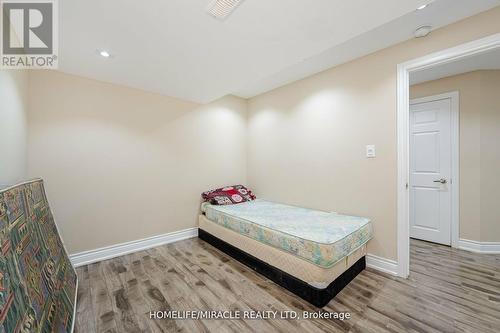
[{"left": 75, "top": 238, "right": 500, "bottom": 333}]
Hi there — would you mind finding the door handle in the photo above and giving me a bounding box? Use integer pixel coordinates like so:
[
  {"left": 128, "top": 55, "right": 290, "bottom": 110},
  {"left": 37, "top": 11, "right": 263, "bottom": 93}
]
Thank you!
[{"left": 433, "top": 178, "right": 447, "bottom": 184}]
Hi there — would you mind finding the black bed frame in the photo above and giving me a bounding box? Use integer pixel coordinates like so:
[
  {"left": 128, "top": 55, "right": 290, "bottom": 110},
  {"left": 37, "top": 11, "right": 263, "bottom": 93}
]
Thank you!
[{"left": 198, "top": 228, "right": 365, "bottom": 307}]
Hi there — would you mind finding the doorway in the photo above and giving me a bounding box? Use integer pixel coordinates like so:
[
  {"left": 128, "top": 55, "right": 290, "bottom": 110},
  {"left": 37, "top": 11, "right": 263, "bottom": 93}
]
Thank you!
[{"left": 397, "top": 32, "right": 500, "bottom": 278}]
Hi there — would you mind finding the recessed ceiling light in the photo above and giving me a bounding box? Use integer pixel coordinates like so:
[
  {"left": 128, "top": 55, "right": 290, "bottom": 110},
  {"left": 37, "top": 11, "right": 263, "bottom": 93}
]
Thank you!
[
  {"left": 414, "top": 26, "right": 432, "bottom": 38},
  {"left": 100, "top": 50, "right": 110, "bottom": 58},
  {"left": 206, "top": 0, "right": 244, "bottom": 20},
  {"left": 416, "top": 4, "right": 428, "bottom": 10}
]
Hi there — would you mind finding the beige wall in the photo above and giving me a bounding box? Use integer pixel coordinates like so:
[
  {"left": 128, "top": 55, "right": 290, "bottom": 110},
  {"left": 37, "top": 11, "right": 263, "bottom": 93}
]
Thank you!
[
  {"left": 28, "top": 70, "right": 248, "bottom": 254},
  {"left": 0, "top": 70, "right": 29, "bottom": 186},
  {"left": 411, "top": 70, "right": 500, "bottom": 243},
  {"left": 247, "top": 7, "right": 500, "bottom": 260},
  {"left": 11, "top": 6, "right": 500, "bottom": 258},
  {"left": 479, "top": 71, "right": 500, "bottom": 242}
]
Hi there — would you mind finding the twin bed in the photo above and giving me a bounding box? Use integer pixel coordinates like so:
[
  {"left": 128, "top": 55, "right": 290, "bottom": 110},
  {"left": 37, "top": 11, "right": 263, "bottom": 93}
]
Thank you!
[{"left": 198, "top": 199, "right": 373, "bottom": 307}]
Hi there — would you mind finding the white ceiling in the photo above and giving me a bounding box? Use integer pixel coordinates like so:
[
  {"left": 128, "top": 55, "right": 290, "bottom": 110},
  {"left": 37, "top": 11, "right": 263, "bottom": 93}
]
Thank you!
[
  {"left": 59, "top": 0, "right": 500, "bottom": 103},
  {"left": 410, "top": 47, "right": 500, "bottom": 85}
]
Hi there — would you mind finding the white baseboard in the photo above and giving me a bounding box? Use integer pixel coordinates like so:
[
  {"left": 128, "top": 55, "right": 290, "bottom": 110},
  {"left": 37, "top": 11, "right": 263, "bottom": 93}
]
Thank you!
[
  {"left": 458, "top": 239, "right": 500, "bottom": 254},
  {"left": 70, "top": 227, "right": 198, "bottom": 267},
  {"left": 366, "top": 254, "right": 399, "bottom": 276},
  {"left": 69, "top": 227, "right": 402, "bottom": 277}
]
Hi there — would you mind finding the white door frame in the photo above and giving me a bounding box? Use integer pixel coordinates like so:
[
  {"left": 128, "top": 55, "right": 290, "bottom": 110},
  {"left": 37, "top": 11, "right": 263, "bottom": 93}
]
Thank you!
[
  {"left": 397, "top": 32, "right": 500, "bottom": 278},
  {"left": 410, "top": 91, "right": 459, "bottom": 247}
]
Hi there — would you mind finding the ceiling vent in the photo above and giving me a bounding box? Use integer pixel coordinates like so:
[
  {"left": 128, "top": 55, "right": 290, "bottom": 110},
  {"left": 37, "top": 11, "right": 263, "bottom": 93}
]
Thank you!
[{"left": 206, "top": 0, "right": 244, "bottom": 20}]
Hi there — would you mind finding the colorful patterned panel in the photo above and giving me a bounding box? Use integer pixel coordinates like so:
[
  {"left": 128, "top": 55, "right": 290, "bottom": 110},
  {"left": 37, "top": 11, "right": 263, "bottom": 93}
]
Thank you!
[
  {"left": 204, "top": 199, "right": 373, "bottom": 268},
  {"left": 0, "top": 179, "right": 77, "bottom": 333}
]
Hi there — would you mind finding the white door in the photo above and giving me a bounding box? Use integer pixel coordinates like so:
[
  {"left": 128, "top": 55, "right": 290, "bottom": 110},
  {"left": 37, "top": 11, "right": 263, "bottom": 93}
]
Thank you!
[{"left": 409, "top": 94, "right": 453, "bottom": 245}]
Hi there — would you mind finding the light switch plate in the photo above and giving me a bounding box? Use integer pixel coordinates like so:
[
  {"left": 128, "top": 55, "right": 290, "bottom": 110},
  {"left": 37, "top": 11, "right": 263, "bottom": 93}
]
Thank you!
[{"left": 366, "top": 145, "right": 376, "bottom": 158}]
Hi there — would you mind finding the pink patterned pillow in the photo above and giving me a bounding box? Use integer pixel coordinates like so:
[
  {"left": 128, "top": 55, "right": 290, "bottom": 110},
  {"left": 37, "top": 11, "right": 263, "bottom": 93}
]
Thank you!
[{"left": 202, "top": 185, "right": 256, "bottom": 205}]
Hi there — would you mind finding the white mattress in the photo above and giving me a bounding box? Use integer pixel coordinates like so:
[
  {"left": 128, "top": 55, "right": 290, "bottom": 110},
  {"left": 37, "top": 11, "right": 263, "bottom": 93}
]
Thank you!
[
  {"left": 203, "top": 199, "right": 373, "bottom": 268},
  {"left": 199, "top": 214, "right": 366, "bottom": 288}
]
